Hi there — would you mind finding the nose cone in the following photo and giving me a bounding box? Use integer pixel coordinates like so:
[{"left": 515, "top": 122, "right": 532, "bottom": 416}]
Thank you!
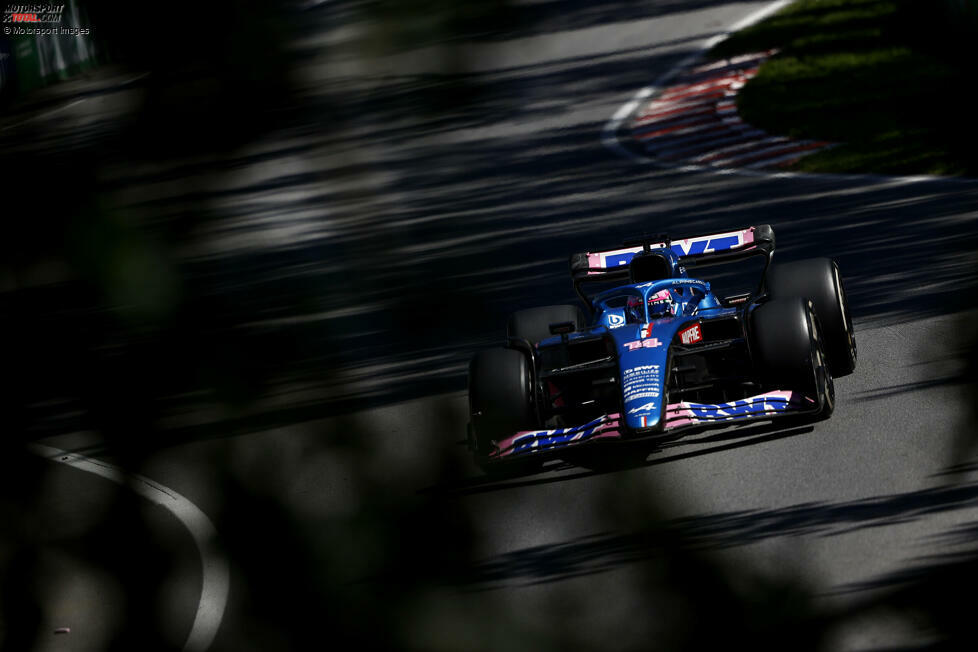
[
  {"left": 612, "top": 316, "right": 698, "bottom": 432},
  {"left": 611, "top": 322, "right": 669, "bottom": 431}
]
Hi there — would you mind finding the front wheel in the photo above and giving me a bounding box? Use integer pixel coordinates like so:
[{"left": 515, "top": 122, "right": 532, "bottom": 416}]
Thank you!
[
  {"left": 468, "top": 347, "right": 541, "bottom": 470},
  {"left": 766, "top": 257, "right": 856, "bottom": 376},
  {"left": 751, "top": 297, "right": 834, "bottom": 421}
]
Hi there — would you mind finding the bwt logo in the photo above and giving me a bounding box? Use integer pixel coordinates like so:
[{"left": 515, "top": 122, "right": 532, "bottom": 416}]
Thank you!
[
  {"left": 510, "top": 416, "right": 612, "bottom": 453},
  {"left": 512, "top": 427, "right": 595, "bottom": 453},
  {"left": 670, "top": 235, "right": 741, "bottom": 257},
  {"left": 689, "top": 396, "right": 788, "bottom": 419},
  {"left": 602, "top": 235, "right": 742, "bottom": 267}
]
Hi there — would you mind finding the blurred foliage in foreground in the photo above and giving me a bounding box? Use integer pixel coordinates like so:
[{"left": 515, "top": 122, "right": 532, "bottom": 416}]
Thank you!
[
  {"left": 711, "top": 0, "right": 978, "bottom": 176},
  {"left": 1, "top": 0, "right": 977, "bottom": 650}
]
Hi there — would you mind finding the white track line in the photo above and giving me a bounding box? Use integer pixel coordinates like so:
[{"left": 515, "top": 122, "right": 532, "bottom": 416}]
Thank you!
[
  {"left": 601, "top": 0, "right": 976, "bottom": 184},
  {"left": 706, "top": 1, "right": 796, "bottom": 47},
  {"left": 687, "top": 51, "right": 775, "bottom": 74},
  {"left": 29, "top": 444, "right": 229, "bottom": 652}
]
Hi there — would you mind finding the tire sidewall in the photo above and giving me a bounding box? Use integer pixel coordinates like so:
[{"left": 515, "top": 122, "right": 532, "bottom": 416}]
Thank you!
[
  {"left": 766, "top": 257, "right": 856, "bottom": 376},
  {"left": 468, "top": 347, "right": 536, "bottom": 457}
]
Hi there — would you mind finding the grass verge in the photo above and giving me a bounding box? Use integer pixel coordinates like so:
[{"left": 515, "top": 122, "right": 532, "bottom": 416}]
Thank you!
[{"left": 709, "top": 0, "right": 978, "bottom": 176}]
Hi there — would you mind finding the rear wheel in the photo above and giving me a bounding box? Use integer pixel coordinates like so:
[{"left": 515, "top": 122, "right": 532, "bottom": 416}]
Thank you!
[
  {"left": 751, "top": 297, "right": 834, "bottom": 421},
  {"left": 766, "top": 257, "right": 856, "bottom": 376},
  {"left": 468, "top": 348, "right": 540, "bottom": 470},
  {"left": 507, "top": 305, "right": 586, "bottom": 345}
]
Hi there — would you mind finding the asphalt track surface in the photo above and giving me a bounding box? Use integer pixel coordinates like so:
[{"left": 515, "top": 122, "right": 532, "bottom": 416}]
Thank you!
[{"left": 14, "top": 1, "right": 978, "bottom": 649}]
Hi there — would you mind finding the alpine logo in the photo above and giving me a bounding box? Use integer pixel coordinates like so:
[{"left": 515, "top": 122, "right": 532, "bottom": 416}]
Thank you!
[
  {"left": 608, "top": 313, "right": 625, "bottom": 326},
  {"left": 628, "top": 401, "right": 658, "bottom": 414},
  {"left": 679, "top": 323, "right": 702, "bottom": 345}
]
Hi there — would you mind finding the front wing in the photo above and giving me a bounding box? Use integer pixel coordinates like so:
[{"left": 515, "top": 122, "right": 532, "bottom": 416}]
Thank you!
[{"left": 485, "top": 390, "right": 816, "bottom": 463}]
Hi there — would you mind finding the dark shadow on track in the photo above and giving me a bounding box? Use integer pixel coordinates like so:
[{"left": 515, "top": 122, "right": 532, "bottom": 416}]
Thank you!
[
  {"left": 852, "top": 373, "right": 967, "bottom": 402},
  {"left": 460, "top": 477, "right": 978, "bottom": 590},
  {"left": 5, "top": 4, "right": 977, "bottom": 454}
]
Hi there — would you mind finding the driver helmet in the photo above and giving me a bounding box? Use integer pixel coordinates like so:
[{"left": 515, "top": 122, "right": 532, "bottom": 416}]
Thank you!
[
  {"left": 626, "top": 289, "right": 677, "bottom": 323},
  {"left": 626, "top": 295, "right": 644, "bottom": 323},
  {"left": 646, "top": 289, "right": 676, "bottom": 319}
]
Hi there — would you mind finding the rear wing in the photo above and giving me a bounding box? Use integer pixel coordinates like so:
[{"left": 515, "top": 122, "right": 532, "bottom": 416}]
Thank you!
[{"left": 569, "top": 225, "right": 775, "bottom": 303}]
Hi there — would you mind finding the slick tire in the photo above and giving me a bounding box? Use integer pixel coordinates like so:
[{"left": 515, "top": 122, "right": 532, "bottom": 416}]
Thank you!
[
  {"left": 507, "top": 305, "right": 586, "bottom": 345},
  {"left": 766, "top": 257, "right": 856, "bottom": 376},
  {"left": 751, "top": 297, "right": 834, "bottom": 421},
  {"left": 468, "top": 347, "right": 537, "bottom": 461}
]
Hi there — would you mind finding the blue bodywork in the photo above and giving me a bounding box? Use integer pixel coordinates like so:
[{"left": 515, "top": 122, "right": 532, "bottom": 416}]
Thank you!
[
  {"left": 475, "top": 224, "right": 827, "bottom": 464},
  {"left": 537, "top": 248, "right": 738, "bottom": 432}
]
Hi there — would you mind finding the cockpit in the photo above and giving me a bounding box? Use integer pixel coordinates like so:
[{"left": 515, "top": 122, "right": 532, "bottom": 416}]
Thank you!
[{"left": 593, "top": 279, "right": 715, "bottom": 328}]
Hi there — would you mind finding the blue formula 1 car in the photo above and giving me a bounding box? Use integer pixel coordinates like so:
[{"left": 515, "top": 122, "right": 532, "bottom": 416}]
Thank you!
[{"left": 467, "top": 225, "right": 856, "bottom": 470}]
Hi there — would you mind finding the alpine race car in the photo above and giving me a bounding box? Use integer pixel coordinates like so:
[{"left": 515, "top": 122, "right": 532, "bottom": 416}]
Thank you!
[{"left": 467, "top": 225, "right": 856, "bottom": 470}]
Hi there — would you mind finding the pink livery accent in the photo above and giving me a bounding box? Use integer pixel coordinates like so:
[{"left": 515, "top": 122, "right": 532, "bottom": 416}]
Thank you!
[
  {"left": 584, "top": 227, "right": 756, "bottom": 274},
  {"left": 648, "top": 289, "right": 672, "bottom": 303},
  {"left": 490, "top": 414, "right": 623, "bottom": 459},
  {"left": 668, "top": 227, "right": 754, "bottom": 257},
  {"left": 663, "top": 390, "right": 803, "bottom": 430}
]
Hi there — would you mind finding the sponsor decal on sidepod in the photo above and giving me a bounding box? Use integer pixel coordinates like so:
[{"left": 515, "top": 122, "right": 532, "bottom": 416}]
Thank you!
[{"left": 679, "top": 323, "right": 702, "bottom": 344}]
